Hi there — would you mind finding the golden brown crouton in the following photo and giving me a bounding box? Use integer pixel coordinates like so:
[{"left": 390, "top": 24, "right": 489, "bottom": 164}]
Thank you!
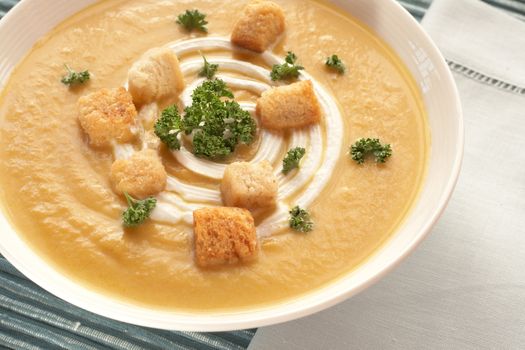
[
  {"left": 231, "top": 0, "right": 285, "bottom": 53},
  {"left": 110, "top": 149, "right": 167, "bottom": 198},
  {"left": 256, "top": 80, "right": 322, "bottom": 129},
  {"left": 128, "top": 47, "right": 185, "bottom": 106},
  {"left": 77, "top": 87, "right": 138, "bottom": 147},
  {"left": 193, "top": 207, "right": 258, "bottom": 267},
  {"left": 221, "top": 161, "right": 277, "bottom": 209}
]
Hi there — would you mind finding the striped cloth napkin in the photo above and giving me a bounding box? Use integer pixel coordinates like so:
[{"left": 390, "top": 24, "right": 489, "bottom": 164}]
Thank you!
[{"left": 1, "top": 0, "right": 525, "bottom": 349}]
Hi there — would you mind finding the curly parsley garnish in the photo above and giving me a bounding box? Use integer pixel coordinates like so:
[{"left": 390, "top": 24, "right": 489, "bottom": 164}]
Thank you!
[
  {"left": 325, "top": 54, "right": 346, "bottom": 74},
  {"left": 289, "top": 206, "right": 313, "bottom": 233},
  {"left": 199, "top": 56, "right": 218, "bottom": 79},
  {"left": 270, "top": 52, "right": 304, "bottom": 81},
  {"left": 155, "top": 79, "right": 256, "bottom": 159},
  {"left": 61, "top": 64, "right": 90, "bottom": 86},
  {"left": 185, "top": 79, "right": 256, "bottom": 158},
  {"left": 154, "top": 105, "right": 182, "bottom": 150},
  {"left": 176, "top": 9, "right": 208, "bottom": 32},
  {"left": 350, "top": 138, "right": 392, "bottom": 164},
  {"left": 122, "top": 192, "right": 156, "bottom": 227},
  {"left": 282, "top": 147, "right": 306, "bottom": 174}
]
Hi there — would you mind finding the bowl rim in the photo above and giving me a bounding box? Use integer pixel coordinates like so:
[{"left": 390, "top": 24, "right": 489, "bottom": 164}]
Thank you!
[{"left": 0, "top": 0, "right": 464, "bottom": 331}]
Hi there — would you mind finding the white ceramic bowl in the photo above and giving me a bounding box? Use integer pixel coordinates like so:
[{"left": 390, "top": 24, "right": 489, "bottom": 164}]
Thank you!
[{"left": 0, "top": 0, "right": 463, "bottom": 331}]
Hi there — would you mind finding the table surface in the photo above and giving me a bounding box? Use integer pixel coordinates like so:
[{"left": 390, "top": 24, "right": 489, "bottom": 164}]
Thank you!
[{"left": 1, "top": 0, "right": 525, "bottom": 349}]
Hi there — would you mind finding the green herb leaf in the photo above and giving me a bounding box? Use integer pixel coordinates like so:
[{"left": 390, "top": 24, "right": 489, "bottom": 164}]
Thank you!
[
  {"left": 154, "top": 105, "right": 183, "bottom": 150},
  {"left": 122, "top": 192, "right": 157, "bottom": 227},
  {"left": 189, "top": 78, "right": 233, "bottom": 104},
  {"left": 270, "top": 51, "right": 304, "bottom": 81},
  {"left": 182, "top": 79, "right": 256, "bottom": 159},
  {"left": 61, "top": 64, "right": 90, "bottom": 86},
  {"left": 325, "top": 54, "right": 346, "bottom": 74},
  {"left": 282, "top": 147, "right": 306, "bottom": 174},
  {"left": 289, "top": 205, "right": 313, "bottom": 233},
  {"left": 192, "top": 132, "right": 232, "bottom": 158},
  {"left": 176, "top": 9, "right": 208, "bottom": 32},
  {"left": 198, "top": 56, "right": 218, "bottom": 80},
  {"left": 285, "top": 52, "right": 298, "bottom": 65},
  {"left": 350, "top": 138, "right": 392, "bottom": 164}
]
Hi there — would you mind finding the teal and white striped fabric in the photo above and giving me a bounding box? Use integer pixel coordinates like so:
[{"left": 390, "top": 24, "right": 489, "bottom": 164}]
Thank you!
[
  {"left": 1, "top": 1, "right": 524, "bottom": 349},
  {"left": 0, "top": 256, "right": 255, "bottom": 349}
]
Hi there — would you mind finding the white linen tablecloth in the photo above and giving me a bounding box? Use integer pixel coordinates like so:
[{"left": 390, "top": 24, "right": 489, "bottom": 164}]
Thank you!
[{"left": 249, "top": 0, "right": 525, "bottom": 348}]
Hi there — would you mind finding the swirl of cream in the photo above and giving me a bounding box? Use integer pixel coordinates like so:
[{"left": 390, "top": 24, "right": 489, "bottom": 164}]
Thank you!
[{"left": 121, "top": 38, "right": 343, "bottom": 237}]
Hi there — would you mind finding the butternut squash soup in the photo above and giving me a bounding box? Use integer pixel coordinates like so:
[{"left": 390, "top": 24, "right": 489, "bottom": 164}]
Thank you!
[{"left": 0, "top": 0, "right": 429, "bottom": 312}]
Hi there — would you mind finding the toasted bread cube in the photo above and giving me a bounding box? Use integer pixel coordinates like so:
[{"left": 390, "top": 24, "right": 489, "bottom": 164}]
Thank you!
[
  {"left": 231, "top": 0, "right": 285, "bottom": 53},
  {"left": 221, "top": 161, "right": 277, "bottom": 209},
  {"left": 256, "top": 80, "right": 322, "bottom": 129},
  {"left": 77, "top": 87, "right": 138, "bottom": 147},
  {"left": 110, "top": 149, "right": 167, "bottom": 198},
  {"left": 193, "top": 207, "right": 258, "bottom": 267},
  {"left": 128, "top": 47, "right": 185, "bottom": 106}
]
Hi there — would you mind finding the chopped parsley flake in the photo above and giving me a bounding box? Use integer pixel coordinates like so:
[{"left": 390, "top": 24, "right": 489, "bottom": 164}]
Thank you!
[
  {"left": 61, "top": 64, "right": 90, "bottom": 86},
  {"left": 198, "top": 56, "right": 218, "bottom": 79},
  {"left": 282, "top": 147, "right": 306, "bottom": 174},
  {"left": 270, "top": 52, "right": 304, "bottom": 81},
  {"left": 122, "top": 192, "right": 156, "bottom": 227},
  {"left": 325, "top": 54, "right": 346, "bottom": 74},
  {"left": 289, "top": 206, "right": 314, "bottom": 233},
  {"left": 350, "top": 138, "right": 392, "bottom": 164},
  {"left": 176, "top": 9, "right": 208, "bottom": 32}
]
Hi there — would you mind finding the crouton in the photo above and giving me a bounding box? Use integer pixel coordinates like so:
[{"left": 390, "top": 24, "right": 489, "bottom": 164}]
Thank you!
[
  {"left": 221, "top": 161, "right": 277, "bottom": 209},
  {"left": 77, "top": 87, "right": 138, "bottom": 147},
  {"left": 128, "top": 47, "right": 185, "bottom": 106},
  {"left": 193, "top": 207, "right": 258, "bottom": 267},
  {"left": 256, "top": 80, "right": 322, "bottom": 129},
  {"left": 231, "top": 0, "right": 285, "bottom": 53},
  {"left": 110, "top": 149, "right": 167, "bottom": 198}
]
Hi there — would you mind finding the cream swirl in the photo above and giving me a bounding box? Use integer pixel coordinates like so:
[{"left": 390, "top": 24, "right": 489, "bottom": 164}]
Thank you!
[{"left": 117, "top": 37, "right": 343, "bottom": 237}]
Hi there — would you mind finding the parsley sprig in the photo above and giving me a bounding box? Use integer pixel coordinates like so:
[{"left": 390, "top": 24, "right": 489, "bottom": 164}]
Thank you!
[
  {"left": 154, "top": 105, "right": 182, "bottom": 150},
  {"left": 325, "top": 54, "right": 346, "bottom": 74},
  {"left": 154, "top": 79, "right": 256, "bottom": 159},
  {"left": 176, "top": 9, "right": 208, "bottom": 32},
  {"left": 270, "top": 52, "right": 304, "bottom": 81},
  {"left": 282, "top": 147, "right": 306, "bottom": 174},
  {"left": 122, "top": 192, "right": 156, "bottom": 227},
  {"left": 61, "top": 64, "right": 90, "bottom": 86},
  {"left": 199, "top": 56, "right": 218, "bottom": 79},
  {"left": 185, "top": 80, "right": 256, "bottom": 158},
  {"left": 289, "top": 206, "right": 313, "bottom": 233},
  {"left": 350, "top": 138, "right": 392, "bottom": 164}
]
